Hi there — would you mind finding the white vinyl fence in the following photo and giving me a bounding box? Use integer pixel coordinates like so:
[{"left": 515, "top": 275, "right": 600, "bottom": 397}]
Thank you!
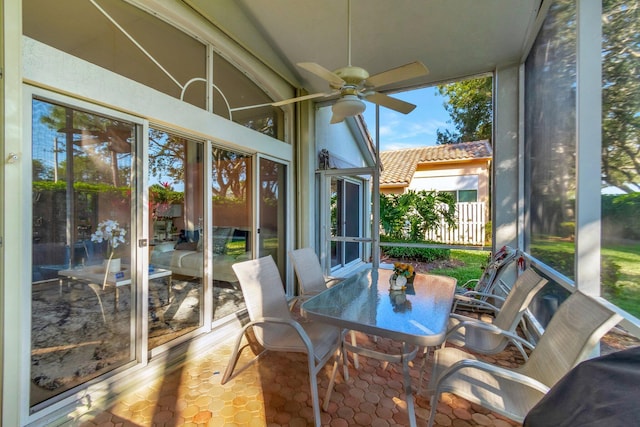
[{"left": 425, "top": 202, "right": 486, "bottom": 245}]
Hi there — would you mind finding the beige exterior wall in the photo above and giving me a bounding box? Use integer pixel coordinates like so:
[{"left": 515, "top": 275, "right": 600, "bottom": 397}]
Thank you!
[
  {"left": 379, "top": 159, "right": 491, "bottom": 224},
  {"left": 411, "top": 161, "right": 491, "bottom": 208}
]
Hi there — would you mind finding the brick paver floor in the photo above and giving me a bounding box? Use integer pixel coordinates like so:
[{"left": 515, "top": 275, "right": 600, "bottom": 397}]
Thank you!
[{"left": 74, "top": 308, "right": 637, "bottom": 427}]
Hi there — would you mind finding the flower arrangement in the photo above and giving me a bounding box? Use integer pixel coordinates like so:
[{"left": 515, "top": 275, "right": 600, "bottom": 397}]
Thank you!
[
  {"left": 393, "top": 262, "right": 415, "bottom": 279},
  {"left": 91, "top": 219, "right": 127, "bottom": 259},
  {"left": 390, "top": 262, "right": 415, "bottom": 291}
]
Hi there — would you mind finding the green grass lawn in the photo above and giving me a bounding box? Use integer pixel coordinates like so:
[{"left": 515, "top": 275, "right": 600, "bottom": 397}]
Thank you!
[
  {"left": 529, "top": 238, "right": 640, "bottom": 317},
  {"left": 429, "top": 250, "right": 490, "bottom": 288},
  {"left": 434, "top": 242, "right": 640, "bottom": 319}
]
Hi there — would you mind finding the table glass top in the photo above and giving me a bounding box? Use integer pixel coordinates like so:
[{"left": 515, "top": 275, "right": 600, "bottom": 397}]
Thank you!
[{"left": 301, "top": 268, "right": 457, "bottom": 346}]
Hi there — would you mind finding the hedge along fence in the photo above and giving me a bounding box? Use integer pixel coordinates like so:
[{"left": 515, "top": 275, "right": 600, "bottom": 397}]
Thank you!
[
  {"left": 379, "top": 190, "right": 457, "bottom": 263},
  {"left": 380, "top": 190, "right": 457, "bottom": 241},
  {"left": 602, "top": 193, "right": 640, "bottom": 241}
]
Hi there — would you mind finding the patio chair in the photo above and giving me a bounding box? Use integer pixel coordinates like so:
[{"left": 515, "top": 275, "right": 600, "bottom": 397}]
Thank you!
[
  {"left": 288, "top": 247, "right": 362, "bottom": 371},
  {"left": 288, "top": 247, "right": 343, "bottom": 310},
  {"left": 443, "top": 268, "right": 548, "bottom": 360},
  {"left": 426, "top": 290, "right": 623, "bottom": 427},
  {"left": 222, "top": 255, "right": 343, "bottom": 427},
  {"left": 452, "top": 245, "right": 525, "bottom": 313}
]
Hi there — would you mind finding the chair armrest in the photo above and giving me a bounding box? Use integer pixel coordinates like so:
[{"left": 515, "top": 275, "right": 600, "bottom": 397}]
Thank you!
[
  {"left": 434, "top": 357, "right": 550, "bottom": 396},
  {"left": 459, "top": 278, "right": 479, "bottom": 290},
  {"left": 248, "top": 316, "right": 315, "bottom": 353},
  {"left": 452, "top": 293, "right": 502, "bottom": 313},
  {"left": 446, "top": 316, "right": 535, "bottom": 350},
  {"left": 458, "top": 290, "right": 506, "bottom": 303},
  {"left": 445, "top": 315, "right": 536, "bottom": 358}
]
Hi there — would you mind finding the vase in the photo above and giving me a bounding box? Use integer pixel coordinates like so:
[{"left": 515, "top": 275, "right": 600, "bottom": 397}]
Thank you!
[
  {"left": 389, "top": 274, "right": 406, "bottom": 290},
  {"left": 104, "top": 257, "right": 121, "bottom": 273}
]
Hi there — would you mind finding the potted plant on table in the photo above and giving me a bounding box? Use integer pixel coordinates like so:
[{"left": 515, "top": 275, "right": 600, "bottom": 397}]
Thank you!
[{"left": 91, "top": 219, "right": 127, "bottom": 273}]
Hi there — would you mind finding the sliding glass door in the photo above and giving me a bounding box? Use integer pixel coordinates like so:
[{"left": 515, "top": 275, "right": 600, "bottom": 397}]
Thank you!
[
  {"left": 148, "top": 129, "right": 204, "bottom": 349},
  {"left": 258, "top": 157, "right": 287, "bottom": 279},
  {"left": 30, "top": 98, "right": 135, "bottom": 407},
  {"left": 211, "top": 147, "right": 252, "bottom": 321}
]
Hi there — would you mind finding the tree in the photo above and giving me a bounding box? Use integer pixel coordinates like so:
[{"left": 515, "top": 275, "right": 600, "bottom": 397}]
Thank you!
[
  {"left": 436, "top": 76, "right": 493, "bottom": 144},
  {"left": 601, "top": 0, "right": 640, "bottom": 192},
  {"left": 380, "top": 190, "right": 456, "bottom": 241}
]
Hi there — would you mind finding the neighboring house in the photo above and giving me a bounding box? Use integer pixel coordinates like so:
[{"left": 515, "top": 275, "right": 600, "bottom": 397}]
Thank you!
[{"left": 380, "top": 140, "right": 492, "bottom": 244}]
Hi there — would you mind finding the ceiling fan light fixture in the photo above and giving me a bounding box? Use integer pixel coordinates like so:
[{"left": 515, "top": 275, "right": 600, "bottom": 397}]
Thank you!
[{"left": 331, "top": 94, "right": 366, "bottom": 118}]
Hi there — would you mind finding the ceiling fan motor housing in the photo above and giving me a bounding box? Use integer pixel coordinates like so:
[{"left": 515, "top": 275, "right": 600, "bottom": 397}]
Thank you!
[{"left": 333, "top": 66, "right": 369, "bottom": 88}]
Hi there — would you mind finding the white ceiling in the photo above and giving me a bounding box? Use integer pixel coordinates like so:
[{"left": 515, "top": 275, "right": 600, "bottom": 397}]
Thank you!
[{"left": 183, "top": 0, "right": 544, "bottom": 97}]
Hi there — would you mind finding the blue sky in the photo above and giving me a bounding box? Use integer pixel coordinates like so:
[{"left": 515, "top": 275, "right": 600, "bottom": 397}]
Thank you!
[{"left": 361, "top": 86, "right": 455, "bottom": 152}]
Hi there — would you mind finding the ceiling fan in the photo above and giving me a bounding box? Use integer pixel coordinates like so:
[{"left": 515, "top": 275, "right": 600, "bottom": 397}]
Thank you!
[{"left": 272, "top": 0, "right": 429, "bottom": 124}]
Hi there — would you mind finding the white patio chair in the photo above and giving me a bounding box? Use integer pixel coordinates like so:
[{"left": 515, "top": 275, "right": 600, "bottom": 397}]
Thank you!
[
  {"left": 289, "top": 247, "right": 363, "bottom": 372},
  {"left": 221, "top": 255, "right": 343, "bottom": 427},
  {"left": 444, "top": 268, "right": 548, "bottom": 360},
  {"left": 426, "top": 290, "right": 623, "bottom": 427},
  {"left": 288, "top": 247, "right": 343, "bottom": 310},
  {"left": 452, "top": 245, "right": 524, "bottom": 312}
]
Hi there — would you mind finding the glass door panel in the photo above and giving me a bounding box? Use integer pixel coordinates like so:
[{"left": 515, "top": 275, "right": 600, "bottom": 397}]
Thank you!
[
  {"left": 344, "top": 180, "right": 361, "bottom": 264},
  {"left": 259, "top": 158, "right": 287, "bottom": 279},
  {"left": 329, "top": 177, "right": 363, "bottom": 269},
  {"left": 31, "top": 99, "right": 134, "bottom": 407},
  {"left": 148, "top": 129, "right": 204, "bottom": 348},
  {"left": 211, "top": 147, "right": 252, "bottom": 321}
]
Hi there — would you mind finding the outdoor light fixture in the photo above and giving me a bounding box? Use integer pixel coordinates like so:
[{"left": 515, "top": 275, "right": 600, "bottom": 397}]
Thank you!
[{"left": 331, "top": 95, "right": 366, "bottom": 122}]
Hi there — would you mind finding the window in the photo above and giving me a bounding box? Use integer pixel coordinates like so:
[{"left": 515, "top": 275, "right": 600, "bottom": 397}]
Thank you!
[
  {"left": 458, "top": 190, "right": 478, "bottom": 203},
  {"left": 23, "top": 0, "right": 285, "bottom": 139},
  {"left": 23, "top": 0, "right": 207, "bottom": 108}
]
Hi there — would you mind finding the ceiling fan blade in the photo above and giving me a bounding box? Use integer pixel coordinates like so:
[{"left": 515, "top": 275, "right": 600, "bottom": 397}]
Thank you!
[
  {"left": 297, "top": 62, "right": 346, "bottom": 88},
  {"left": 364, "top": 92, "right": 417, "bottom": 114},
  {"left": 364, "top": 61, "right": 429, "bottom": 89},
  {"left": 272, "top": 91, "right": 335, "bottom": 107}
]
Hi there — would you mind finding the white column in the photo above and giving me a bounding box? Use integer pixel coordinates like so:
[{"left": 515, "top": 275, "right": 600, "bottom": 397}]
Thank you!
[
  {"left": 493, "top": 65, "right": 521, "bottom": 251},
  {"left": 575, "top": 0, "right": 602, "bottom": 296}
]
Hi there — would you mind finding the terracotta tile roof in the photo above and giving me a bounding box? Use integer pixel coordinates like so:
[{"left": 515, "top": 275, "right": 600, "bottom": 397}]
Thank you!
[{"left": 380, "top": 140, "right": 491, "bottom": 187}]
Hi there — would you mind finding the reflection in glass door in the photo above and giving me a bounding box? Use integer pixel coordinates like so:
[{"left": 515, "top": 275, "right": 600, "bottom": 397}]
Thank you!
[
  {"left": 211, "top": 147, "right": 251, "bottom": 321},
  {"left": 30, "top": 98, "right": 134, "bottom": 407},
  {"left": 148, "top": 129, "right": 204, "bottom": 349},
  {"left": 330, "top": 177, "right": 362, "bottom": 268},
  {"left": 258, "top": 158, "right": 287, "bottom": 279}
]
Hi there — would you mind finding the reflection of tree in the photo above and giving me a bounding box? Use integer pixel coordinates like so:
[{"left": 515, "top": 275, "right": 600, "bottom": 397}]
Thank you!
[
  {"left": 602, "top": 0, "right": 640, "bottom": 192},
  {"left": 148, "top": 129, "right": 185, "bottom": 184},
  {"left": 259, "top": 159, "right": 279, "bottom": 205},
  {"left": 38, "top": 104, "right": 132, "bottom": 187},
  {"left": 212, "top": 148, "right": 249, "bottom": 199}
]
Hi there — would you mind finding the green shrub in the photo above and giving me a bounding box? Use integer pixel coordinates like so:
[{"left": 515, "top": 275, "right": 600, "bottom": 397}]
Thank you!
[
  {"left": 559, "top": 221, "right": 574, "bottom": 237},
  {"left": 381, "top": 237, "right": 450, "bottom": 262},
  {"left": 484, "top": 220, "right": 492, "bottom": 245},
  {"left": 602, "top": 193, "right": 640, "bottom": 240},
  {"left": 602, "top": 256, "right": 623, "bottom": 296}
]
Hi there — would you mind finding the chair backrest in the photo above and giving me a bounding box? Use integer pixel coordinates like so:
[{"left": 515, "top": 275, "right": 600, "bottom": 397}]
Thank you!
[
  {"left": 492, "top": 268, "right": 548, "bottom": 332},
  {"left": 289, "top": 248, "right": 327, "bottom": 295},
  {"left": 476, "top": 246, "right": 521, "bottom": 294},
  {"left": 232, "top": 256, "right": 293, "bottom": 346},
  {"left": 522, "top": 291, "right": 622, "bottom": 388}
]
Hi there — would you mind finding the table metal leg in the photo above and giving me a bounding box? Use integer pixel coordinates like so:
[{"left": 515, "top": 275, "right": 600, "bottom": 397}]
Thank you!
[{"left": 402, "top": 341, "right": 417, "bottom": 427}]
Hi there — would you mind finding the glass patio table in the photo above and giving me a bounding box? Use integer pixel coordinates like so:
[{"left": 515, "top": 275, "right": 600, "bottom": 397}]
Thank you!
[{"left": 301, "top": 267, "right": 457, "bottom": 427}]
